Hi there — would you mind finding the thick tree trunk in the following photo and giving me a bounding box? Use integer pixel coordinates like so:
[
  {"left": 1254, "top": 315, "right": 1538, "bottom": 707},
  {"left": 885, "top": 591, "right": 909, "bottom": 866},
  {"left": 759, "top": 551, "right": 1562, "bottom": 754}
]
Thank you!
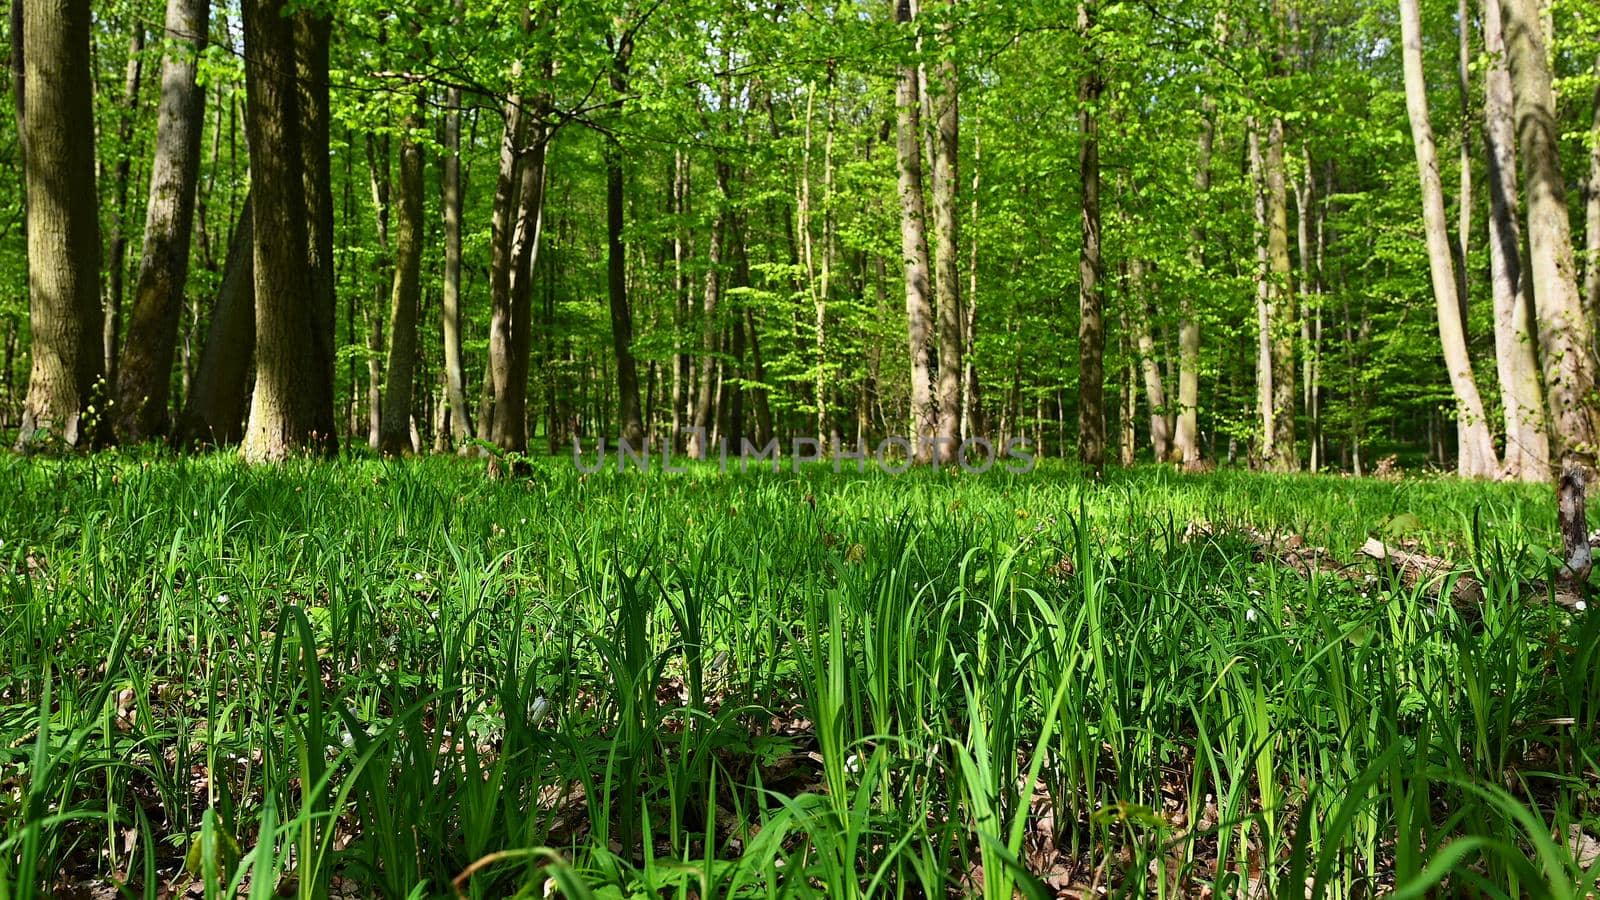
[
  {"left": 440, "top": 2, "right": 471, "bottom": 447},
  {"left": 378, "top": 95, "right": 425, "bottom": 455},
  {"left": 1264, "top": 116, "right": 1299, "bottom": 472},
  {"left": 1483, "top": 0, "right": 1550, "bottom": 482},
  {"left": 175, "top": 195, "right": 253, "bottom": 447},
  {"left": 1401, "top": 0, "right": 1499, "bottom": 477},
  {"left": 115, "top": 0, "right": 209, "bottom": 442},
  {"left": 1502, "top": 0, "right": 1599, "bottom": 470},
  {"left": 1076, "top": 0, "right": 1106, "bottom": 472},
  {"left": 931, "top": 15, "right": 962, "bottom": 463},
  {"left": 239, "top": 0, "right": 332, "bottom": 462},
  {"left": 893, "top": 0, "right": 937, "bottom": 464},
  {"left": 103, "top": 25, "right": 144, "bottom": 393},
  {"left": 17, "top": 0, "right": 104, "bottom": 450},
  {"left": 1176, "top": 97, "right": 1213, "bottom": 470}
]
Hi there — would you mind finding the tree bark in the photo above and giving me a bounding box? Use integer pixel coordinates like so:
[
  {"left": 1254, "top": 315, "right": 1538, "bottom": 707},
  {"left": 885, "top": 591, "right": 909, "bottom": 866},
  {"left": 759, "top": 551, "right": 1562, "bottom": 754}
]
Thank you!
[
  {"left": 439, "top": 0, "right": 471, "bottom": 447},
  {"left": 688, "top": 160, "right": 728, "bottom": 459},
  {"left": 1482, "top": 0, "right": 1550, "bottom": 481},
  {"left": 1176, "top": 96, "right": 1213, "bottom": 470},
  {"left": 494, "top": 117, "right": 547, "bottom": 452},
  {"left": 239, "top": 0, "right": 332, "bottom": 462},
  {"left": 1264, "top": 115, "right": 1298, "bottom": 472},
  {"left": 1401, "top": 0, "right": 1499, "bottom": 478},
  {"left": 175, "top": 195, "right": 253, "bottom": 447},
  {"left": 1585, "top": 53, "right": 1599, "bottom": 341},
  {"left": 931, "top": 9, "right": 962, "bottom": 462},
  {"left": 115, "top": 0, "right": 209, "bottom": 442},
  {"left": 894, "top": 0, "right": 937, "bottom": 464},
  {"left": 1129, "top": 260, "right": 1172, "bottom": 461},
  {"left": 294, "top": 9, "right": 338, "bottom": 445},
  {"left": 1076, "top": 0, "right": 1106, "bottom": 472},
  {"left": 379, "top": 94, "right": 425, "bottom": 455},
  {"left": 1502, "top": 0, "right": 1598, "bottom": 470},
  {"left": 17, "top": 0, "right": 104, "bottom": 450}
]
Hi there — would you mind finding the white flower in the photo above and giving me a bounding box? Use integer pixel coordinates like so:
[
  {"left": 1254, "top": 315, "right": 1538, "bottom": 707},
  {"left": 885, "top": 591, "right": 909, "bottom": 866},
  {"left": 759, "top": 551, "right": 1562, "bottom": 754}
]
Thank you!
[
  {"left": 845, "top": 753, "right": 862, "bottom": 774},
  {"left": 1245, "top": 608, "right": 1258, "bottom": 623},
  {"left": 216, "top": 593, "right": 230, "bottom": 605},
  {"left": 1577, "top": 600, "right": 1588, "bottom": 612},
  {"left": 529, "top": 696, "right": 551, "bottom": 726}
]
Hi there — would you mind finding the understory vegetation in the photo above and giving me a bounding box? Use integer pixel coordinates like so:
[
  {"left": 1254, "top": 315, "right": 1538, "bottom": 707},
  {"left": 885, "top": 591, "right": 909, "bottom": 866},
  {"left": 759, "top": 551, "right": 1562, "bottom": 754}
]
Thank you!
[{"left": 1, "top": 456, "right": 1597, "bottom": 897}]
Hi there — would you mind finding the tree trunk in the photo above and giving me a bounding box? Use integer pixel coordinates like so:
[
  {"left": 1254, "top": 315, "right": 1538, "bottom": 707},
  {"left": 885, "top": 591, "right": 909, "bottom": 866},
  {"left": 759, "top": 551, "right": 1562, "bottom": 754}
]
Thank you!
[
  {"left": 440, "top": 0, "right": 471, "bottom": 447},
  {"left": 1129, "top": 260, "right": 1172, "bottom": 461},
  {"left": 115, "top": 0, "right": 209, "bottom": 442},
  {"left": 1502, "top": 0, "right": 1599, "bottom": 470},
  {"left": 239, "top": 0, "right": 332, "bottom": 462},
  {"left": 670, "top": 149, "right": 688, "bottom": 450},
  {"left": 688, "top": 160, "right": 728, "bottom": 459},
  {"left": 1176, "top": 96, "right": 1213, "bottom": 470},
  {"left": 294, "top": 10, "right": 338, "bottom": 444},
  {"left": 1264, "top": 115, "right": 1299, "bottom": 472},
  {"left": 1249, "top": 119, "right": 1274, "bottom": 465},
  {"left": 1585, "top": 53, "right": 1599, "bottom": 340},
  {"left": 931, "top": 11, "right": 962, "bottom": 462},
  {"left": 605, "top": 70, "right": 645, "bottom": 448},
  {"left": 494, "top": 118, "right": 547, "bottom": 452},
  {"left": 1483, "top": 0, "right": 1550, "bottom": 481},
  {"left": 16, "top": 0, "right": 104, "bottom": 450},
  {"left": 1076, "top": 0, "right": 1106, "bottom": 472},
  {"left": 378, "top": 94, "right": 425, "bottom": 455},
  {"left": 103, "top": 25, "right": 145, "bottom": 394},
  {"left": 963, "top": 112, "right": 982, "bottom": 440},
  {"left": 1401, "top": 0, "right": 1499, "bottom": 477},
  {"left": 893, "top": 0, "right": 937, "bottom": 464},
  {"left": 175, "top": 195, "right": 253, "bottom": 447}
]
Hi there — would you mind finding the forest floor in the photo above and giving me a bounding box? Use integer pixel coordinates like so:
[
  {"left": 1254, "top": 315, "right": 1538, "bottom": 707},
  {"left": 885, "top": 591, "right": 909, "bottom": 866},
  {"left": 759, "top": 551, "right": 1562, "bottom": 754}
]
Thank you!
[{"left": 1, "top": 454, "right": 1597, "bottom": 898}]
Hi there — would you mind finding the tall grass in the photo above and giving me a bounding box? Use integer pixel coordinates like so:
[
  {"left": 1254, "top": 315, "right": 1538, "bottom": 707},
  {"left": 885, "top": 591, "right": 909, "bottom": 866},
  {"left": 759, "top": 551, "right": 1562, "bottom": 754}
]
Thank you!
[{"left": 0, "top": 454, "right": 1595, "bottom": 897}]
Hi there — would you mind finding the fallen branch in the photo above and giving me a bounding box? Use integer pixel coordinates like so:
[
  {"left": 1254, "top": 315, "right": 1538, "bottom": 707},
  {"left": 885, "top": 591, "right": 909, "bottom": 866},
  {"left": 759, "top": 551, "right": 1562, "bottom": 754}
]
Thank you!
[{"left": 1357, "top": 538, "right": 1484, "bottom": 606}]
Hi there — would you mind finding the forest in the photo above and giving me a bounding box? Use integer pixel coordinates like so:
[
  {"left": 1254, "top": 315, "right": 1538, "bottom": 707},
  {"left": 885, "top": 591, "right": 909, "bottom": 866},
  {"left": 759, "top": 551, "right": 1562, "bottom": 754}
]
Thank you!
[{"left": 4, "top": 0, "right": 1600, "bottom": 896}]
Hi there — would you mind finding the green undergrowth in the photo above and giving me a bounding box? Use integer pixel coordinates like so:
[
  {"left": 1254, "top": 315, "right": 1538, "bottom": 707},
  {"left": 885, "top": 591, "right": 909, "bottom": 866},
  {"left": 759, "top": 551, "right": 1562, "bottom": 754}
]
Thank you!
[{"left": 0, "top": 454, "right": 1596, "bottom": 897}]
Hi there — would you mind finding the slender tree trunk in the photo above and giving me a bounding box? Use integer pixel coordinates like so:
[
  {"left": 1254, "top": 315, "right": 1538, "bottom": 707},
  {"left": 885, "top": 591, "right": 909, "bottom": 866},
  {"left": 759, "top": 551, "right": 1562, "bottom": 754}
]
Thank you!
[
  {"left": 1129, "top": 260, "right": 1172, "bottom": 461},
  {"left": 103, "top": 25, "right": 145, "bottom": 393},
  {"left": 1264, "top": 115, "right": 1299, "bottom": 471},
  {"left": 670, "top": 149, "right": 688, "bottom": 450},
  {"left": 239, "top": 0, "right": 332, "bottom": 461},
  {"left": 606, "top": 45, "right": 645, "bottom": 449},
  {"left": 1176, "top": 96, "right": 1213, "bottom": 469},
  {"left": 1483, "top": 0, "right": 1550, "bottom": 481},
  {"left": 963, "top": 112, "right": 982, "bottom": 440},
  {"left": 689, "top": 160, "right": 728, "bottom": 459},
  {"left": 494, "top": 117, "right": 547, "bottom": 452},
  {"left": 894, "top": 0, "right": 937, "bottom": 464},
  {"left": 115, "top": 0, "right": 209, "bottom": 442},
  {"left": 440, "top": 0, "right": 471, "bottom": 447},
  {"left": 1584, "top": 53, "right": 1599, "bottom": 336},
  {"left": 378, "top": 93, "right": 425, "bottom": 455},
  {"left": 1076, "top": 0, "right": 1106, "bottom": 472},
  {"left": 1401, "top": 0, "right": 1499, "bottom": 477},
  {"left": 176, "top": 195, "right": 253, "bottom": 447},
  {"left": 16, "top": 0, "right": 104, "bottom": 450},
  {"left": 931, "top": 10, "right": 962, "bottom": 462},
  {"left": 1249, "top": 118, "right": 1274, "bottom": 465},
  {"left": 1502, "top": 0, "right": 1599, "bottom": 470}
]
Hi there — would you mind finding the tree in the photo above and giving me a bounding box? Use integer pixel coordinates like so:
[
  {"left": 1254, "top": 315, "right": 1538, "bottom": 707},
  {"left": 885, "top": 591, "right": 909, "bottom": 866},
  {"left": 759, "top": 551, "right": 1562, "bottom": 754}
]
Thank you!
[
  {"left": 439, "top": 0, "right": 471, "bottom": 447},
  {"left": 1501, "top": 0, "right": 1598, "bottom": 470},
  {"left": 893, "top": 0, "right": 936, "bottom": 464},
  {"left": 1482, "top": 0, "right": 1549, "bottom": 481},
  {"left": 16, "top": 0, "right": 104, "bottom": 450},
  {"left": 115, "top": 0, "right": 209, "bottom": 442},
  {"left": 239, "top": 0, "right": 334, "bottom": 462},
  {"left": 176, "top": 196, "right": 254, "bottom": 448},
  {"left": 1076, "top": 0, "right": 1105, "bottom": 472},
  {"left": 1399, "top": 0, "right": 1498, "bottom": 477},
  {"left": 378, "top": 93, "right": 424, "bottom": 455},
  {"left": 604, "top": 16, "right": 645, "bottom": 450},
  {"left": 1175, "top": 94, "right": 1213, "bottom": 470},
  {"left": 930, "top": 0, "right": 962, "bottom": 463}
]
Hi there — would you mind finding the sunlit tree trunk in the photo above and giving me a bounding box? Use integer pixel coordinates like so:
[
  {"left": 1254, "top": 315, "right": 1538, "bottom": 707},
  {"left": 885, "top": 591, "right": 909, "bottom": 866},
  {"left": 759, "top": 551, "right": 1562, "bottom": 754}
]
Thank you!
[
  {"left": 689, "top": 159, "right": 728, "bottom": 460},
  {"left": 1400, "top": 0, "right": 1499, "bottom": 477},
  {"left": 1502, "top": 0, "right": 1598, "bottom": 470},
  {"left": 1248, "top": 118, "right": 1274, "bottom": 465},
  {"left": 1176, "top": 95, "right": 1213, "bottom": 471},
  {"left": 239, "top": 0, "right": 333, "bottom": 462},
  {"left": 1483, "top": 0, "right": 1550, "bottom": 481},
  {"left": 1129, "top": 260, "right": 1171, "bottom": 461},
  {"left": 1076, "top": 0, "right": 1106, "bottom": 472},
  {"left": 103, "top": 25, "right": 144, "bottom": 393},
  {"left": 605, "top": 35, "right": 645, "bottom": 449},
  {"left": 1264, "top": 115, "right": 1298, "bottom": 472},
  {"left": 1585, "top": 53, "right": 1599, "bottom": 334},
  {"left": 494, "top": 116, "right": 547, "bottom": 452},
  {"left": 930, "top": 7, "right": 962, "bottom": 463},
  {"left": 17, "top": 0, "right": 104, "bottom": 450},
  {"left": 893, "top": 0, "right": 936, "bottom": 464},
  {"left": 439, "top": 0, "right": 471, "bottom": 447},
  {"left": 115, "top": 0, "right": 208, "bottom": 442}
]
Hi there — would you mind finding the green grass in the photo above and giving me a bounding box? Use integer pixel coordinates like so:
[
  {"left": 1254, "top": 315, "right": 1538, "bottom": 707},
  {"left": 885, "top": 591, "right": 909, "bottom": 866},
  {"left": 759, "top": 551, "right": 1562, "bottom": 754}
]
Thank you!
[{"left": 1, "top": 454, "right": 1596, "bottom": 898}]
